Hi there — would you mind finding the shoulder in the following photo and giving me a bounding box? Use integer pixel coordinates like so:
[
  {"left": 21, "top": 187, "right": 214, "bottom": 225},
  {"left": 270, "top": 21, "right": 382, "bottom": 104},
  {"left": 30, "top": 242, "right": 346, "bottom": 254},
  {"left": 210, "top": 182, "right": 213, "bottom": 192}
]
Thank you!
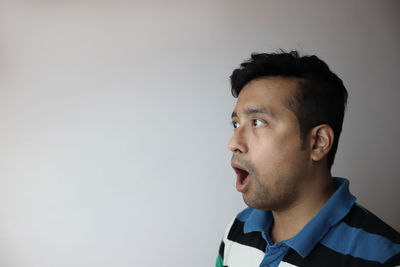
[
  {"left": 342, "top": 203, "right": 400, "bottom": 244},
  {"left": 319, "top": 203, "right": 400, "bottom": 265}
]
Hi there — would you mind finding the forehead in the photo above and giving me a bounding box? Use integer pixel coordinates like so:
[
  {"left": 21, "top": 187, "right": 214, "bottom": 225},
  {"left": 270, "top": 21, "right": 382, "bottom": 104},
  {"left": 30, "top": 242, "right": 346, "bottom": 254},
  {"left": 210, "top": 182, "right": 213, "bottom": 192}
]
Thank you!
[{"left": 234, "top": 77, "right": 299, "bottom": 115}]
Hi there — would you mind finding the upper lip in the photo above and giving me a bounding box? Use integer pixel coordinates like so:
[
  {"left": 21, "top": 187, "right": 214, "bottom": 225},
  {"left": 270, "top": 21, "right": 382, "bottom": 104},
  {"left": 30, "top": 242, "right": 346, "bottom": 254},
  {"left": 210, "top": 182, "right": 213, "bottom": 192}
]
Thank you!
[{"left": 231, "top": 162, "right": 249, "bottom": 174}]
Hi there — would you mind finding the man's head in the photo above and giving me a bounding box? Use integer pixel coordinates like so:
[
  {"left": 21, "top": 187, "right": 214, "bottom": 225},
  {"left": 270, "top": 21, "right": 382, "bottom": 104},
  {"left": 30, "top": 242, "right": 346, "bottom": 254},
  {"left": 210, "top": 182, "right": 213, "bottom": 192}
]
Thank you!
[
  {"left": 230, "top": 51, "right": 348, "bottom": 169},
  {"left": 228, "top": 51, "right": 347, "bottom": 211}
]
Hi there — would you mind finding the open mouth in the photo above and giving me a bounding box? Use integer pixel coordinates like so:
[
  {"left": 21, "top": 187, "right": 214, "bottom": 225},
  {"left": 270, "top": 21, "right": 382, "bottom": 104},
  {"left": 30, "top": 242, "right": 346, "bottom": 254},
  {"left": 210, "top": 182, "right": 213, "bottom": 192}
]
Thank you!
[
  {"left": 232, "top": 164, "right": 251, "bottom": 192},
  {"left": 234, "top": 167, "right": 249, "bottom": 184}
]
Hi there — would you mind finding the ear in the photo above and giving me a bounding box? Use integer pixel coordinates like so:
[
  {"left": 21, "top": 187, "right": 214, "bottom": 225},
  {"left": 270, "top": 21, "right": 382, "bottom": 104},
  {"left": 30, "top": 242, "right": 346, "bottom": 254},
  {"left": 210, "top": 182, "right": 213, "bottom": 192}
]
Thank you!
[{"left": 309, "top": 124, "right": 334, "bottom": 162}]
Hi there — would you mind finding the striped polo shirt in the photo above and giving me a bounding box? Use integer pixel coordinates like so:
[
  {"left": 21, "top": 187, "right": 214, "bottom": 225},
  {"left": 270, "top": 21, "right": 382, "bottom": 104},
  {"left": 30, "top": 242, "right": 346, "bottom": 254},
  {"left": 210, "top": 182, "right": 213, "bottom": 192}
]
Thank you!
[{"left": 216, "top": 178, "right": 400, "bottom": 267}]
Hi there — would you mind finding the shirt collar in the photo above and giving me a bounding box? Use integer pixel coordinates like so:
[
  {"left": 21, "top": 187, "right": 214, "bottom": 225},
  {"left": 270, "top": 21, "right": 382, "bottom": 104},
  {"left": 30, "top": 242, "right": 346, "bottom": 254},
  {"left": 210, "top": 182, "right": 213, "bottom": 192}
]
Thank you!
[
  {"left": 243, "top": 208, "right": 273, "bottom": 234},
  {"left": 242, "top": 177, "right": 356, "bottom": 257}
]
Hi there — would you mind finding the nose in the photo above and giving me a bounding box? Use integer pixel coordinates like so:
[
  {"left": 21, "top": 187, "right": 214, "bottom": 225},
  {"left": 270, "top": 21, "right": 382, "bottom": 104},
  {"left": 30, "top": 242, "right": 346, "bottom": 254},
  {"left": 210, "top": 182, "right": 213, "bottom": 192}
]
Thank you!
[{"left": 228, "top": 127, "right": 248, "bottom": 154}]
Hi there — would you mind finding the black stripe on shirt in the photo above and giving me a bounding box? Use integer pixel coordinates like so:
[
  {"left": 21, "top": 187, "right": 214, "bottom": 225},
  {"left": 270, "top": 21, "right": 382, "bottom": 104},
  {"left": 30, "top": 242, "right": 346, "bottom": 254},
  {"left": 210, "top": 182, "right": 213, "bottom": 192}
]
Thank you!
[
  {"left": 219, "top": 241, "right": 225, "bottom": 259},
  {"left": 282, "top": 244, "right": 395, "bottom": 267},
  {"left": 343, "top": 204, "right": 400, "bottom": 244},
  {"left": 384, "top": 252, "right": 400, "bottom": 266},
  {"left": 227, "top": 219, "right": 267, "bottom": 252}
]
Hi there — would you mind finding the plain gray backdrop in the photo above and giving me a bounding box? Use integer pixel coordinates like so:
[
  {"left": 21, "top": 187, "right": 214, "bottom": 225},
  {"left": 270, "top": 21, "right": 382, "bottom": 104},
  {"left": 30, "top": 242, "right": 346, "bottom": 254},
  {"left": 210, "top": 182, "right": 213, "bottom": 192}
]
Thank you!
[{"left": 0, "top": 1, "right": 399, "bottom": 266}]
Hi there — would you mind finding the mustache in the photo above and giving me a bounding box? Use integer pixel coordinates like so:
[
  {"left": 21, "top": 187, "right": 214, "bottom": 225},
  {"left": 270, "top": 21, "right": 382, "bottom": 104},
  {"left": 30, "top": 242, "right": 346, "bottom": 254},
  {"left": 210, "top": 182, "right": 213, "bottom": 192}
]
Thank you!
[{"left": 231, "top": 155, "right": 257, "bottom": 175}]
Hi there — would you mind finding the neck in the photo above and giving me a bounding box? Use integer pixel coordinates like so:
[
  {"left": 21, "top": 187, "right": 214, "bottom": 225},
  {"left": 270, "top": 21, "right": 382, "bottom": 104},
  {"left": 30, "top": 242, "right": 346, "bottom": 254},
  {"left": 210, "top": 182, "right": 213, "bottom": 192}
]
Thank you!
[{"left": 270, "top": 170, "right": 336, "bottom": 243}]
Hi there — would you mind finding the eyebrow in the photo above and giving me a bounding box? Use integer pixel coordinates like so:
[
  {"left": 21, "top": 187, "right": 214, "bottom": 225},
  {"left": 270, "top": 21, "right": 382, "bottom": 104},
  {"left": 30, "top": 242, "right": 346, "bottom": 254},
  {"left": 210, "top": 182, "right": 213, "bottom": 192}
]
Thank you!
[{"left": 231, "top": 107, "right": 274, "bottom": 119}]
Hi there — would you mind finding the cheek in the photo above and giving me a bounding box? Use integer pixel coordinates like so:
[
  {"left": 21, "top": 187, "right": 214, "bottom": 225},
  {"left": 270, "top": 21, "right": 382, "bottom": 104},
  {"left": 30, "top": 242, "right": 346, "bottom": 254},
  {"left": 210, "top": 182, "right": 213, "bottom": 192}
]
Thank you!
[
  {"left": 252, "top": 136, "right": 294, "bottom": 159},
  {"left": 252, "top": 138, "right": 304, "bottom": 173},
  {"left": 249, "top": 127, "right": 304, "bottom": 163},
  {"left": 250, "top": 142, "right": 274, "bottom": 163},
  {"left": 250, "top": 144, "right": 282, "bottom": 177}
]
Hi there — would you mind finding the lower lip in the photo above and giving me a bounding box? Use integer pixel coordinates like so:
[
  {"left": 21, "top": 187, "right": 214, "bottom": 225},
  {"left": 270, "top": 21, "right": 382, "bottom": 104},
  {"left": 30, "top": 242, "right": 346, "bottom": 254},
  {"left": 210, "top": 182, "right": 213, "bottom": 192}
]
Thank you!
[{"left": 236, "top": 174, "right": 250, "bottom": 193}]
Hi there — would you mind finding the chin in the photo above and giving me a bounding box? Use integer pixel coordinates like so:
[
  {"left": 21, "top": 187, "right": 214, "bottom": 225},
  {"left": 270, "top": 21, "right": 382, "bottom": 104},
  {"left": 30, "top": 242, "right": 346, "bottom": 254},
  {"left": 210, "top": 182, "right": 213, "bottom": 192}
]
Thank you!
[{"left": 243, "top": 195, "right": 273, "bottom": 211}]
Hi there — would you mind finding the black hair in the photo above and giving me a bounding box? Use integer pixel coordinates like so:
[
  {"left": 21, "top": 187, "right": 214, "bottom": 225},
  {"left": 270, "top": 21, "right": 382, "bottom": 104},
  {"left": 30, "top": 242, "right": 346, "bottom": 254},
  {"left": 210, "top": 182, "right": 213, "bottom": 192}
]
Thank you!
[{"left": 230, "top": 51, "right": 348, "bottom": 169}]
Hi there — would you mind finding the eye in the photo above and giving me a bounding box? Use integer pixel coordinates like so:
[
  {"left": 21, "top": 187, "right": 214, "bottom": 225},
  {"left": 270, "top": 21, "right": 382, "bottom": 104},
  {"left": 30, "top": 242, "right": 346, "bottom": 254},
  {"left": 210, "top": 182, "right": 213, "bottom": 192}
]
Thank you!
[
  {"left": 252, "top": 119, "right": 265, "bottom": 127},
  {"left": 231, "top": 121, "right": 240, "bottom": 129}
]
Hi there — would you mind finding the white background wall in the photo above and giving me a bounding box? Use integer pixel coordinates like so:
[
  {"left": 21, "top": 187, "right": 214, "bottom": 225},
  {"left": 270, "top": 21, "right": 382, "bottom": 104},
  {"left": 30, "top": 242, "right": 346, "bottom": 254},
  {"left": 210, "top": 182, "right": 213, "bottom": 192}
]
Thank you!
[{"left": 0, "top": 1, "right": 399, "bottom": 266}]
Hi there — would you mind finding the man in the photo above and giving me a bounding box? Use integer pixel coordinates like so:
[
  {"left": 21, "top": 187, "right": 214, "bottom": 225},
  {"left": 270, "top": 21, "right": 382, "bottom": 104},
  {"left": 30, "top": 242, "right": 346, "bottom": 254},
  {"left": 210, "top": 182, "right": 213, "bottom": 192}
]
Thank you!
[{"left": 216, "top": 51, "right": 400, "bottom": 267}]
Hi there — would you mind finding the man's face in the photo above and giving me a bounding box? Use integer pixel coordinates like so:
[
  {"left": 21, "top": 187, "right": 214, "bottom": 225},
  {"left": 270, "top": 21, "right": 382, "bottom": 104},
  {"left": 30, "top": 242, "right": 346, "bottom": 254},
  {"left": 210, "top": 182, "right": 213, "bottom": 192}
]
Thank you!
[{"left": 229, "top": 77, "right": 311, "bottom": 211}]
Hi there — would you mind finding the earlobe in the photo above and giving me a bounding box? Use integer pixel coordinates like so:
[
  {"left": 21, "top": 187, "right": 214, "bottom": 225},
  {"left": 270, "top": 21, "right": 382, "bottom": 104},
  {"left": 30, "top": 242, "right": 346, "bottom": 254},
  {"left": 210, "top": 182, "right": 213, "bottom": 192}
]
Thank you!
[{"left": 310, "top": 124, "right": 334, "bottom": 162}]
